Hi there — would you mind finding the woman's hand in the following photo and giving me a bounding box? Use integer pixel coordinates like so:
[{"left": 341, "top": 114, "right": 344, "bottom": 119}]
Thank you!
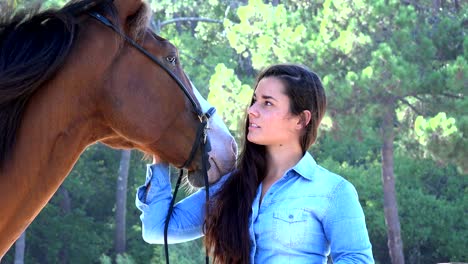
[
  {"left": 152, "top": 154, "right": 169, "bottom": 167},
  {"left": 152, "top": 155, "right": 162, "bottom": 164}
]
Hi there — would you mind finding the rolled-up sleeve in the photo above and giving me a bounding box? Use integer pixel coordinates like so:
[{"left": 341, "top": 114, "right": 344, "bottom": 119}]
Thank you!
[{"left": 135, "top": 163, "right": 227, "bottom": 244}]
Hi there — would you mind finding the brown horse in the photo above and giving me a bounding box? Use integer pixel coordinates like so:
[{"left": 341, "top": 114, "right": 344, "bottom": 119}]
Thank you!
[{"left": 0, "top": 0, "right": 237, "bottom": 257}]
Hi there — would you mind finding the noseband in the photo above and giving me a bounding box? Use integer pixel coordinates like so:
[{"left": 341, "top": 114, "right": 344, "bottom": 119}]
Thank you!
[{"left": 88, "top": 12, "right": 212, "bottom": 264}]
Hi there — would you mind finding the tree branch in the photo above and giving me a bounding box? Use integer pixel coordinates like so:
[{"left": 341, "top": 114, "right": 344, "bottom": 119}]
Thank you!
[
  {"left": 397, "top": 97, "right": 423, "bottom": 115},
  {"left": 413, "top": 95, "right": 424, "bottom": 102},
  {"left": 405, "top": 91, "right": 464, "bottom": 100},
  {"left": 160, "top": 17, "right": 223, "bottom": 28},
  {"left": 440, "top": 92, "right": 464, "bottom": 99}
]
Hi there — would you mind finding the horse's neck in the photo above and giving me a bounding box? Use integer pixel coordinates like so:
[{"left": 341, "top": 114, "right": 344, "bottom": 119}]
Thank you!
[
  {"left": 0, "top": 11, "right": 128, "bottom": 257},
  {"left": 0, "top": 81, "right": 105, "bottom": 256}
]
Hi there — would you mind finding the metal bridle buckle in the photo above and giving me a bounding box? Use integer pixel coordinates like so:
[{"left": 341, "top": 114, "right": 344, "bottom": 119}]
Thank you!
[{"left": 200, "top": 107, "right": 215, "bottom": 144}]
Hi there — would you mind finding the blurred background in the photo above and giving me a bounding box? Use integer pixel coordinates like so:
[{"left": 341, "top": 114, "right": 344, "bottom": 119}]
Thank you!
[{"left": 1, "top": 0, "right": 466, "bottom": 263}]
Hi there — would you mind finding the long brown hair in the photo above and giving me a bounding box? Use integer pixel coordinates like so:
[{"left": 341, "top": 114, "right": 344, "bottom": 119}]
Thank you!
[{"left": 204, "top": 64, "right": 327, "bottom": 263}]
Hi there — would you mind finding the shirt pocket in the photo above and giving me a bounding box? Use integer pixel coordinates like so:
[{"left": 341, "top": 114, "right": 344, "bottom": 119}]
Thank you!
[{"left": 272, "top": 209, "right": 309, "bottom": 248}]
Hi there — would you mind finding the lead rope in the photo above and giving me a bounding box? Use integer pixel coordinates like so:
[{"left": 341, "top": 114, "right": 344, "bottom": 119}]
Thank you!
[{"left": 201, "top": 136, "right": 210, "bottom": 264}]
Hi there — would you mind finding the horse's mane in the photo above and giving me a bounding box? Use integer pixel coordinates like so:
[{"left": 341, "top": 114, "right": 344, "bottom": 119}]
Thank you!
[{"left": 0, "top": 0, "right": 150, "bottom": 170}]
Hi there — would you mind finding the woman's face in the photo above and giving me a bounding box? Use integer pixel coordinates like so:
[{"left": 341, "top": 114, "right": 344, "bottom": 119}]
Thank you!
[{"left": 247, "top": 77, "right": 301, "bottom": 147}]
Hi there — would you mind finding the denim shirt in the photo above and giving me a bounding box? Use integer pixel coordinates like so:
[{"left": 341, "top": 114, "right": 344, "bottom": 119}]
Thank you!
[{"left": 135, "top": 153, "right": 374, "bottom": 264}]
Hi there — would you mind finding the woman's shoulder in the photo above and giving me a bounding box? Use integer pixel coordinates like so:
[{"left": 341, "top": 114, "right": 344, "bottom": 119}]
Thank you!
[{"left": 309, "top": 164, "right": 357, "bottom": 197}]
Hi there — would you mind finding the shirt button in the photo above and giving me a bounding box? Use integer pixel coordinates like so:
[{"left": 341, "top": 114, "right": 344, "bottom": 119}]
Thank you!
[{"left": 289, "top": 214, "right": 294, "bottom": 219}]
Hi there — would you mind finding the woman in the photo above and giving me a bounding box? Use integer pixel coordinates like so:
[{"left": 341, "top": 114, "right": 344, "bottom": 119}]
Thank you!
[{"left": 136, "top": 64, "right": 374, "bottom": 263}]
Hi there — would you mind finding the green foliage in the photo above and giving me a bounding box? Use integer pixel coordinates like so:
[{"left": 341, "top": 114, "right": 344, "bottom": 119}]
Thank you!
[
  {"left": 149, "top": 0, "right": 239, "bottom": 96},
  {"left": 414, "top": 112, "right": 467, "bottom": 174},
  {"left": 208, "top": 63, "right": 252, "bottom": 132},
  {"left": 415, "top": 113, "right": 458, "bottom": 140},
  {"left": 394, "top": 156, "right": 467, "bottom": 262},
  {"left": 225, "top": 0, "right": 307, "bottom": 69},
  {"left": 22, "top": 207, "right": 106, "bottom": 263},
  {"left": 116, "top": 253, "right": 136, "bottom": 264},
  {"left": 99, "top": 254, "right": 112, "bottom": 264},
  {"left": 40, "top": 0, "right": 68, "bottom": 9}
]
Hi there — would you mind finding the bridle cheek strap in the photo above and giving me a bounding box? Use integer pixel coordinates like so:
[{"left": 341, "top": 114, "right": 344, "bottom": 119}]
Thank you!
[{"left": 88, "top": 12, "right": 202, "bottom": 116}]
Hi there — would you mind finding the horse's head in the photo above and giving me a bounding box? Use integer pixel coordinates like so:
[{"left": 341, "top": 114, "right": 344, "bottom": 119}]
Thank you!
[{"left": 86, "top": 0, "right": 237, "bottom": 186}]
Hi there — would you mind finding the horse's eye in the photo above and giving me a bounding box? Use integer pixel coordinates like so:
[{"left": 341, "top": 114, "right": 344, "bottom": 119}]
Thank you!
[{"left": 166, "top": 56, "right": 177, "bottom": 65}]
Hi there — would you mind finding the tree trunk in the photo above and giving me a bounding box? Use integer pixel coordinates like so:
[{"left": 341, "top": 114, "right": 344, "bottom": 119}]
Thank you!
[
  {"left": 433, "top": 0, "right": 441, "bottom": 14},
  {"left": 58, "top": 187, "right": 71, "bottom": 263},
  {"left": 14, "top": 231, "right": 25, "bottom": 264},
  {"left": 59, "top": 187, "right": 72, "bottom": 214},
  {"left": 454, "top": 0, "right": 460, "bottom": 12},
  {"left": 115, "top": 150, "right": 131, "bottom": 255},
  {"left": 381, "top": 102, "right": 405, "bottom": 264}
]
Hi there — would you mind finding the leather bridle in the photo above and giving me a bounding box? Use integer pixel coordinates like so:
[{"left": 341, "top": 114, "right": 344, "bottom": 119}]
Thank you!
[{"left": 88, "top": 11, "right": 212, "bottom": 264}]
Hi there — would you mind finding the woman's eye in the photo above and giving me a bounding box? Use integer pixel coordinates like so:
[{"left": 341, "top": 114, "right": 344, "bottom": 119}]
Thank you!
[
  {"left": 166, "top": 56, "right": 177, "bottom": 65},
  {"left": 265, "top": 101, "right": 272, "bottom": 106}
]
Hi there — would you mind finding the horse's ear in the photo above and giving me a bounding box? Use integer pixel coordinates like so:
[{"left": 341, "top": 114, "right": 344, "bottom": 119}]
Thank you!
[{"left": 113, "top": 0, "right": 142, "bottom": 22}]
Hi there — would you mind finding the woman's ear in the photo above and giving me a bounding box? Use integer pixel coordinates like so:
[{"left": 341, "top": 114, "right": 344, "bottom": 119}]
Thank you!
[{"left": 296, "top": 110, "right": 312, "bottom": 130}]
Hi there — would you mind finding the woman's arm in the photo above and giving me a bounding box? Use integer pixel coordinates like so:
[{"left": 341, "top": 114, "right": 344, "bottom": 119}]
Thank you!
[
  {"left": 323, "top": 180, "right": 375, "bottom": 263},
  {"left": 135, "top": 162, "right": 227, "bottom": 244}
]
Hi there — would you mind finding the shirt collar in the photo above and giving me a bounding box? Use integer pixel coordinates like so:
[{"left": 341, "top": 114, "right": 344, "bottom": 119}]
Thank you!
[{"left": 291, "top": 151, "right": 317, "bottom": 181}]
